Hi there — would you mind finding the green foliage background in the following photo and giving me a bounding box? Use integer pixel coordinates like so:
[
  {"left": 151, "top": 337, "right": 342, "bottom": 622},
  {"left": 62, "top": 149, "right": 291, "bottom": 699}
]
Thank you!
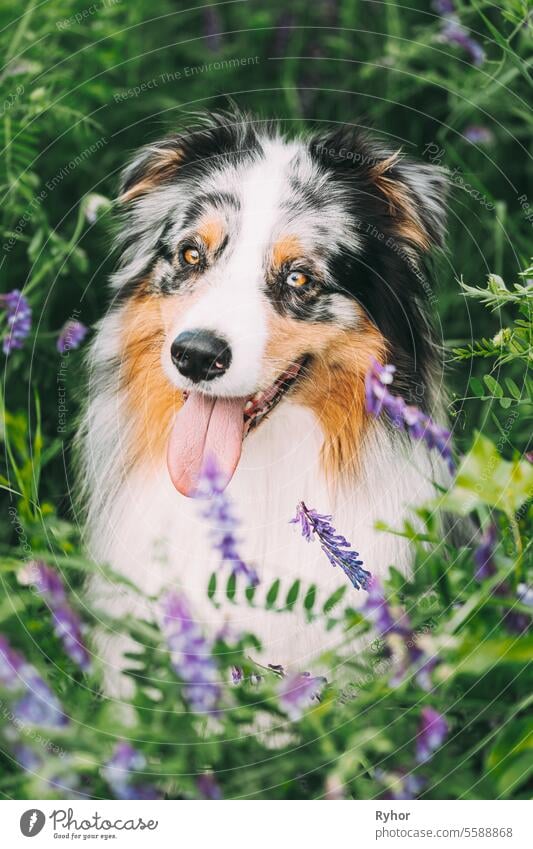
[{"left": 0, "top": 0, "right": 531, "bottom": 801}]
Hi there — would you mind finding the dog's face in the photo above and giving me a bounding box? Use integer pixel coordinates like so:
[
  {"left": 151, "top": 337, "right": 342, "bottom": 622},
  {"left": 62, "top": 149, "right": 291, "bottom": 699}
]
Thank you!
[{"left": 112, "top": 114, "right": 447, "bottom": 495}]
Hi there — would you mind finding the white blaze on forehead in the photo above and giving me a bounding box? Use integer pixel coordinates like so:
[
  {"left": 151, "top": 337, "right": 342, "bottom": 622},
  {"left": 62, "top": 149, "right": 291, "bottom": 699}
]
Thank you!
[{"left": 170, "top": 140, "right": 305, "bottom": 397}]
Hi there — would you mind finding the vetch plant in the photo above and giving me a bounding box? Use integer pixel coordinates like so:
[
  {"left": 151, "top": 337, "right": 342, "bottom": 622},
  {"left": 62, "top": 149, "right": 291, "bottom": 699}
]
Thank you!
[
  {"left": 159, "top": 591, "right": 222, "bottom": 715},
  {"left": 365, "top": 359, "right": 455, "bottom": 473},
  {"left": 0, "top": 290, "right": 31, "bottom": 355},
  {"left": 18, "top": 561, "right": 91, "bottom": 672},
  {"left": 291, "top": 502, "right": 371, "bottom": 591},
  {"left": 56, "top": 320, "right": 88, "bottom": 354},
  {"left": 195, "top": 456, "right": 259, "bottom": 587}
]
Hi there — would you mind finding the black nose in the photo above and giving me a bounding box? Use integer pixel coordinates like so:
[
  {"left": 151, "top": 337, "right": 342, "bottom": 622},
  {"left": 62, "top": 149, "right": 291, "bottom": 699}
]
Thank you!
[{"left": 171, "top": 330, "right": 232, "bottom": 383}]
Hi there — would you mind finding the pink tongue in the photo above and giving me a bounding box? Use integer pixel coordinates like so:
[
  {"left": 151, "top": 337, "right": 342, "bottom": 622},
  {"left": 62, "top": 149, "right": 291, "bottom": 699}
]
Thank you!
[{"left": 167, "top": 393, "right": 246, "bottom": 497}]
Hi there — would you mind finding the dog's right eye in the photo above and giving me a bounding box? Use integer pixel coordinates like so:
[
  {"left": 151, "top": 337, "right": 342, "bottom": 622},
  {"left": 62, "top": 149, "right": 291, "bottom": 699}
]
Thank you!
[{"left": 181, "top": 246, "right": 201, "bottom": 266}]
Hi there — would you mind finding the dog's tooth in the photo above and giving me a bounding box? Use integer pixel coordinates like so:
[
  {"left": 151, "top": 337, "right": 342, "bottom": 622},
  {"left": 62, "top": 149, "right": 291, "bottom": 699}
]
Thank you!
[{"left": 244, "top": 400, "right": 254, "bottom": 411}]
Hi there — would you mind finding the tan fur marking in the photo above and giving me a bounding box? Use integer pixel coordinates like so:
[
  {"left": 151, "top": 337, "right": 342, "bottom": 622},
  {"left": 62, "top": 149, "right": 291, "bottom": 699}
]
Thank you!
[
  {"left": 265, "top": 310, "right": 386, "bottom": 481},
  {"left": 370, "top": 153, "right": 430, "bottom": 251},
  {"left": 197, "top": 216, "right": 225, "bottom": 252},
  {"left": 272, "top": 234, "right": 303, "bottom": 269},
  {"left": 120, "top": 295, "right": 183, "bottom": 468},
  {"left": 120, "top": 148, "right": 182, "bottom": 203}
]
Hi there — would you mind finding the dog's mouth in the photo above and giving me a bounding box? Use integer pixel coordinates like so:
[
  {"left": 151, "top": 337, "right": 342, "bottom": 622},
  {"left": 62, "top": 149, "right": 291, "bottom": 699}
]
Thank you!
[{"left": 167, "top": 357, "right": 309, "bottom": 497}]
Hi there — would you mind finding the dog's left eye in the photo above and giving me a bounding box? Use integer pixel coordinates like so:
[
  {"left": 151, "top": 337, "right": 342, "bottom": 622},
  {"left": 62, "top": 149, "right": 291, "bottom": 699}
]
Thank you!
[
  {"left": 181, "top": 246, "right": 201, "bottom": 266},
  {"left": 286, "top": 271, "right": 309, "bottom": 288}
]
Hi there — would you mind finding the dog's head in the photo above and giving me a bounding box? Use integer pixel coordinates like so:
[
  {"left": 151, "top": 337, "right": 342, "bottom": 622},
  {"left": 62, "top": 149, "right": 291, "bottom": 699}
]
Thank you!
[{"left": 112, "top": 112, "right": 447, "bottom": 495}]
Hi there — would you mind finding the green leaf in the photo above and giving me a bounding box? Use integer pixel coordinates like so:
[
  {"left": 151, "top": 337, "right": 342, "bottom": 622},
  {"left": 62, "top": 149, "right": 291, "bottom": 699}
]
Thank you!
[
  {"left": 496, "top": 753, "right": 533, "bottom": 798},
  {"left": 483, "top": 374, "right": 503, "bottom": 397},
  {"left": 304, "top": 585, "right": 317, "bottom": 612},
  {"left": 245, "top": 582, "right": 257, "bottom": 604},
  {"left": 207, "top": 572, "right": 217, "bottom": 602},
  {"left": 505, "top": 377, "right": 522, "bottom": 400},
  {"left": 285, "top": 580, "right": 300, "bottom": 610},
  {"left": 469, "top": 377, "right": 485, "bottom": 397},
  {"left": 487, "top": 719, "right": 533, "bottom": 773},
  {"left": 456, "top": 636, "right": 533, "bottom": 674},
  {"left": 323, "top": 585, "right": 347, "bottom": 614},
  {"left": 266, "top": 579, "right": 281, "bottom": 609},
  {"left": 226, "top": 573, "right": 236, "bottom": 603},
  {"left": 439, "top": 432, "right": 533, "bottom": 517}
]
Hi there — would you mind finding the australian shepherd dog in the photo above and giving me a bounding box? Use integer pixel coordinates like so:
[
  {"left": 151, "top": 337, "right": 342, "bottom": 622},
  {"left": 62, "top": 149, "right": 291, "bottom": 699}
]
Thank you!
[{"left": 77, "top": 112, "right": 449, "bottom": 692}]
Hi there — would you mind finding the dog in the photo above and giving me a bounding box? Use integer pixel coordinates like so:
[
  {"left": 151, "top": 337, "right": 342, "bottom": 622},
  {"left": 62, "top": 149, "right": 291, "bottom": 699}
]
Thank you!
[{"left": 76, "top": 112, "right": 449, "bottom": 693}]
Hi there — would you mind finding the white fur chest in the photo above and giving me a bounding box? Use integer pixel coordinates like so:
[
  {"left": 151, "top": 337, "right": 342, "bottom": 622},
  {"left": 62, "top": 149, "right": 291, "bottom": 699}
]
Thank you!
[{"left": 88, "top": 403, "right": 436, "bottom": 682}]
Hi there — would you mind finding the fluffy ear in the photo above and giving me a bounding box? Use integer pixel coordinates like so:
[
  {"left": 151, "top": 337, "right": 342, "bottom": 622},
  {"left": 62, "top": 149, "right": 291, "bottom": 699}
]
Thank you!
[
  {"left": 368, "top": 151, "right": 449, "bottom": 251},
  {"left": 310, "top": 126, "right": 448, "bottom": 253},
  {"left": 118, "top": 138, "right": 184, "bottom": 204}
]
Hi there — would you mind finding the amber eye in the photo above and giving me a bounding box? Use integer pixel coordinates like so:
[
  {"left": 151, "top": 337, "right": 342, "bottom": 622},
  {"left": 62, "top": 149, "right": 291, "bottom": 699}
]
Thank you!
[
  {"left": 182, "top": 246, "right": 201, "bottom": 266},
  {"left": 286, "top": 270, "right": 309, "bottom": 288}
]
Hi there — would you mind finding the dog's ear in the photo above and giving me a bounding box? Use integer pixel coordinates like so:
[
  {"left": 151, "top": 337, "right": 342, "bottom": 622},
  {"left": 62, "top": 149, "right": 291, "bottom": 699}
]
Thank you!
[
  {"left": 118, "top": 138, "right": 184, "bottom": 204},
  {"left": 311, "top": 127, "right": 448, "bottom": 253},
  {"left": 367, "top": 151, "right": 448, "bottom": 252}
]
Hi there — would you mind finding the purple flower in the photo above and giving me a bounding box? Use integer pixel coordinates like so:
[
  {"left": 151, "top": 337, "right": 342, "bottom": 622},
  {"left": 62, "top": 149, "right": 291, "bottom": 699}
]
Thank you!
[
  {"left": 0, "top": 636, "right": 66, "bottom": 728},
  {"left": 473, "top": 524, "right": 498, "bottom": 580},
  {"left": 102, "top": 742, "right": 160, "bottom": 800},
  {"left": 504, "top": 583, "right": 532, "bottom": 635},
  {"left": 377, "top": 768, "right": 426, "bottom": 800},
  {"left": 160, "top": 591, "right": 221, "bottom": 714},
  {"left": 440, "top": 18, "right": 486, "bottom": 66},
  {"left": 278, "top": 671, "right": 326, "bottom": 720},
  {"left": 365, "top": 360, "right": 455, "bottom": 473},
  {"left": 362, "top": 580, "right": 439, "bottom": 691},
  {"left": 0, "top": 289, "right": 31, "bottom": 354},
  {"left": 19, "top": 562, "right": 91, "bottom": 671},
  {"left": 464, "top": 125, "right": 494, "bottom": 145},
  {"left": 56, "top": 320, "right": 88, "bottom": 353},
  {"left": 432, "top": 0, "right": 455, "bottom": 14},
  {"left": 195, "top": 456, "right": 259, "bottom": 586},
  {"left": 416, "top": 707, "right": 449, "bottom": 763},
  {"left": 362, "top": 577, "right": 398, "bottom": 635},
  {"left": 197, "top": 772, "right": 222, "bottom": 800},
  {"left": 231, "top": 665, "right": 243, "bottom": 685},
  {"left": 203, "top": 8, "right": 223, "bottom": 52},
  {"left": 291, "top": 502, "right": 371, "bottom": 591}
]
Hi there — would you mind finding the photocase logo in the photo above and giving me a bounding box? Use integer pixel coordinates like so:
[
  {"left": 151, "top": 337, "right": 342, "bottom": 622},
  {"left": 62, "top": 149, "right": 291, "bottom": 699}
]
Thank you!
[{"left": 20, "top": 809, "right": 45, "bottom": 837}]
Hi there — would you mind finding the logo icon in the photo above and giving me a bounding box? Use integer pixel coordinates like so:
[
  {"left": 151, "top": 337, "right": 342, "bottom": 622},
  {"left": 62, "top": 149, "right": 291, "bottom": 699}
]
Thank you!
[{"left": 20, "top": 809, "right": 45, "bottom": 837}]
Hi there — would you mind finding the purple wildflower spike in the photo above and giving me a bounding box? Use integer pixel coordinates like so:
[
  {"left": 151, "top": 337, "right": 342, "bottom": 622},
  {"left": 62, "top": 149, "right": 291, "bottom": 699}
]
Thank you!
[
  {"left": 416, "top": 707, "right": 449, "bottom": 763},
  {"left": 57, "top": 320, "right": 88, "bottom": 354},
  {"left": 19, "top": 562, "right": 91, "bottom": 671},
  {"left": 362, "top": 579, "right": 439, "bottom": 691},
  {"left": 195, "top": 456, "right": 259, "bottom": 586},
  {"left": 365, "top": 359, "right": 455, "bottom": 473},
  {"left": 0, "top": 290, "right": 31, "bottom": 354},
  {"left": 464, "top": 125, "right": 494, "bottom": 145},
  {"left": 278, "top": 671, "right": 326, "bottom": 720},
  {"left": 504, "top": 583, "right": 532, "bottom": 635},
  {"left": 432, "top": 0, "right": 455, "bottom": 14},
  {"left": 197, "top": 772, "right": 222, "bottom": 799},
  {"left": 473, "top": 524, "right": 498, "bottom": 580},
  {"left": 203, "top": 7, "right": 223, "bottom": 52},
  {"left": 361, "top": 577, "right": 397, "bottom": 635},
  {"left": 0, "top": 635, "right": 66, "bottom": 728},
  {"left": 291, "top": 502, "right": 371, "bottom": 591},
  {"left": 440, "top": 18, "right": 485, "bottom": 66},
  {"left": 102, "top": 742, "right": 160, "bottom": 800},
  {"left": 160, "top": 591, "right": 221, "bottom": 714}
]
